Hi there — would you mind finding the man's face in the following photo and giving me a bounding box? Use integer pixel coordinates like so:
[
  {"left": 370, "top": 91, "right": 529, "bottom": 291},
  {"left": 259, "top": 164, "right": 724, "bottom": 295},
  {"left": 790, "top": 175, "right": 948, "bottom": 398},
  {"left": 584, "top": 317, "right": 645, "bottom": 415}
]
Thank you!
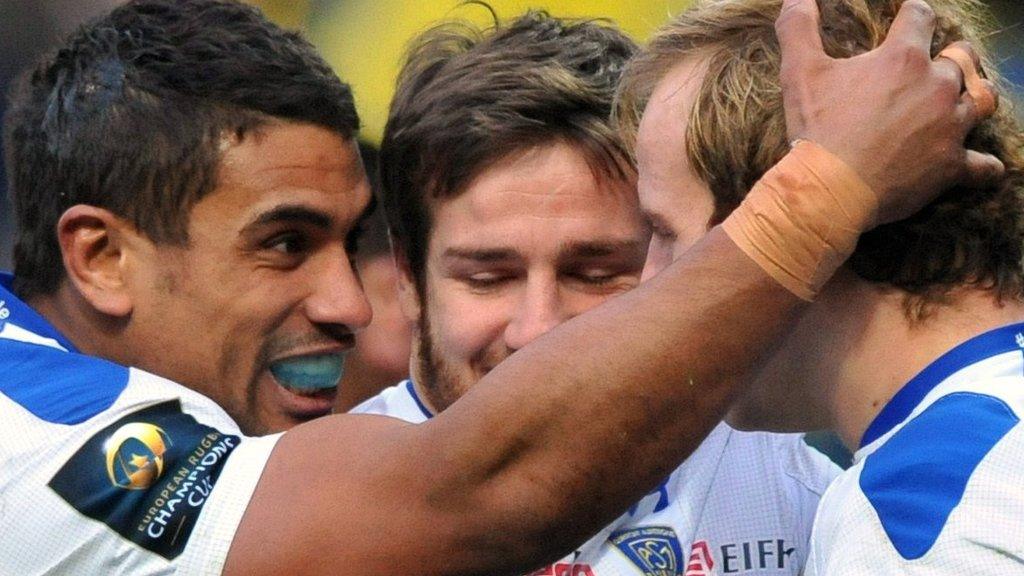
[
  {"left": 635, "top": 57, "right": 716, "bottom": 281},
  {"left": 408, "top": 141, "right": 649, "bottom": 412},
  {"left": 126, "top": 122, "right": 373, "bottom": 434},
  {"left": 634, "top": 57, "right": 832, "bottom": 431}
]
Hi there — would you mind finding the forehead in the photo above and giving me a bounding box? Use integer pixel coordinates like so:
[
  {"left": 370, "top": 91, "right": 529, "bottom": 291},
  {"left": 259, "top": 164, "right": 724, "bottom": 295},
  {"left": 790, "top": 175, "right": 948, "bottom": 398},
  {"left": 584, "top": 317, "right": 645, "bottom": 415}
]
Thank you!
[
  {"left": 195, "top": 122, "right": 370, "bottom": 226},
  {"left": 635, "top": 56, "right": 709, "bottom": 184},
  {"left": 430, "top": 142, "right": 643, "bottom": 248}
]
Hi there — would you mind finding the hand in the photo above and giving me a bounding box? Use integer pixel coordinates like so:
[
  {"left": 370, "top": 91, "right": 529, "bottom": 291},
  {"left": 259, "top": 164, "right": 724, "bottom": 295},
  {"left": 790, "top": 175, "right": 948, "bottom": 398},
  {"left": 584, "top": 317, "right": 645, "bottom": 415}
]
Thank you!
[{"left": 775, "top": 0, "right": 1004, "bottom": 227}]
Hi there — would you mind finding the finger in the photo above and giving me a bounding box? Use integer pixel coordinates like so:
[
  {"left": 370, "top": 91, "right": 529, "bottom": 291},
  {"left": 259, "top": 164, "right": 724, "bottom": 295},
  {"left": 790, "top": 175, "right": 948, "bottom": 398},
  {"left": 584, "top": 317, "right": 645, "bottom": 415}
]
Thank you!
[
  {"left": 942, "top": 40, "right": 981, "bottom": 71},
  {"left": 775, "top": 0, "right": 827, "bottom": 72},
  {"left": 883, "top": 0, "right": 937, "bottom": 55},
  {"left": 940, "top": 44, "right": 998, "bottom": 119},
  {"left": 960, "top": 149, "right": 1005, "bottom": 188}
]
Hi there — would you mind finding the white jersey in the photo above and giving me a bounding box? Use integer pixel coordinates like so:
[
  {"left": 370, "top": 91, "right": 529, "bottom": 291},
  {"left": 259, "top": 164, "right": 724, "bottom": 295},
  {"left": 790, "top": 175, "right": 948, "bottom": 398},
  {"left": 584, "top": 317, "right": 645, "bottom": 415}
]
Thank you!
[
  {"left": 354, "top": 380, "right": 841, "bottom": 575},
  {"left": 0, "top": 275, "right": 279, "bottom": 575},
  {"left": 806, "top": 323, "right": 1024, "bottom": 575}
]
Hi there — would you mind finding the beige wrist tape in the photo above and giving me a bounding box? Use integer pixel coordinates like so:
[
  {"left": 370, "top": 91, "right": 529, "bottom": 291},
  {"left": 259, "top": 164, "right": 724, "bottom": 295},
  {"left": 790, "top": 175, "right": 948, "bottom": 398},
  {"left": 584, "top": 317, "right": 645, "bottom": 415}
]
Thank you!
[{"left": 721, "top": 140, "right": 877, "bottom": 301}]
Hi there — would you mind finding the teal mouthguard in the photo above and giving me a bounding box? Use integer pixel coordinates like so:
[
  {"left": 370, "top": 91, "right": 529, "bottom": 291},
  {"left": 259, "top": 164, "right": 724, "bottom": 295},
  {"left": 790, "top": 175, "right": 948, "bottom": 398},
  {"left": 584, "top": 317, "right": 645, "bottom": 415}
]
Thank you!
[{"left": 269, "top": 353, "right": 346, "bottom": 391}]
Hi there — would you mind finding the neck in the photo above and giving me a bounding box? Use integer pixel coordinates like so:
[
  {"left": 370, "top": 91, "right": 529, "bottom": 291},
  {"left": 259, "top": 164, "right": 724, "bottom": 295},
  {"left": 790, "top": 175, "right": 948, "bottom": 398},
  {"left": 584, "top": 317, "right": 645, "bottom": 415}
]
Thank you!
[
  {"left": 29, "top": 285, "right": 131, "bottom": 363},
  {"left": 826, "top": 286, "right": 1024, "bottom": 450}
]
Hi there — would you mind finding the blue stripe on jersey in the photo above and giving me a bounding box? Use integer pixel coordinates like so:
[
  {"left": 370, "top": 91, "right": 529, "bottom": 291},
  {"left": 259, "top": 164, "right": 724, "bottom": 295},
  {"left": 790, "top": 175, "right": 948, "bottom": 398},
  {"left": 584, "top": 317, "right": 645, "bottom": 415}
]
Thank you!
[
  {"left": 0, "top": 273, "right": 79, "bottom": 352},
  {"left": 0, "top": 338, "right": 129, "bottom": 424},
  {"left": 860, "top": 322, "right": 1024, "bottom": 448},
  {"left": 860, "top": 392, "right": 1018, "bottom": 560},
  {"left": 407, "top": 380, "right": 434, "bottom": 419}
]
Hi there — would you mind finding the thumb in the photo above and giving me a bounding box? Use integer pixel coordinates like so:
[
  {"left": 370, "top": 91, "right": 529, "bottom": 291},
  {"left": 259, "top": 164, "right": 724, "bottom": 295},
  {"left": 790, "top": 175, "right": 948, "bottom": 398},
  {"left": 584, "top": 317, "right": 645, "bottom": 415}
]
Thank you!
[
  {"left": 960, "top": 150, "right": 1005, "bottom": 189},
  {"left": 775, "top": 0, "right": 827, "bottom": 74}
]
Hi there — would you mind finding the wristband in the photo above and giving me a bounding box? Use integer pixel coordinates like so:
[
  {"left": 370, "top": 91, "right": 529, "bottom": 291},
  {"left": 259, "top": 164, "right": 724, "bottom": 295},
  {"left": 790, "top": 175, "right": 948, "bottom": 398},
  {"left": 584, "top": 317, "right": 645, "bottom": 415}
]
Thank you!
[{"left": 721, "top": 140, "right": 877, "bottom": 300}]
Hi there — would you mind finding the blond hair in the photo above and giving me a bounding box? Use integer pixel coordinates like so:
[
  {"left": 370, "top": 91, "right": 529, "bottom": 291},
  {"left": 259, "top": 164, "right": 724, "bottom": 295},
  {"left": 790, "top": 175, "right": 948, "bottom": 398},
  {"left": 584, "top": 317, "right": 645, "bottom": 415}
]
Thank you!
[{"left": 616, "top": 0, "right": 1024, "bottom": 314}]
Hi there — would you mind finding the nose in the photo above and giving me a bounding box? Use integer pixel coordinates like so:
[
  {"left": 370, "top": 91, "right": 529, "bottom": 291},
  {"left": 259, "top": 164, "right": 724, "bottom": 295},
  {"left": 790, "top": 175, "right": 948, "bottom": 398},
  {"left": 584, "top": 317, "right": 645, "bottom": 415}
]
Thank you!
[
  {"left": 503, "top": 278, "right": 565, "bottom": 351},
  {"left": 305, "top": 251, "right": 373, "bottom": 331},
  {"left": 641, "top": 236, "right": 672, "bottom": 283}
]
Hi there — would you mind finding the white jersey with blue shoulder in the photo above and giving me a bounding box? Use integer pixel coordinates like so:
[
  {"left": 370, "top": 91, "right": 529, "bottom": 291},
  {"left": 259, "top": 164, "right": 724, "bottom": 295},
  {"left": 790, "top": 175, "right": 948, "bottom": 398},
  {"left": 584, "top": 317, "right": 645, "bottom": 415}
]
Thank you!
[
  {"left": 806, "top": 323, "right": 1024, "bottom": 575},
  {"left": 353, "top": 379, "right": 841, "bottom": 575},
  {"left": 0, "top": 274, "right": 281, "bottom": 575}
]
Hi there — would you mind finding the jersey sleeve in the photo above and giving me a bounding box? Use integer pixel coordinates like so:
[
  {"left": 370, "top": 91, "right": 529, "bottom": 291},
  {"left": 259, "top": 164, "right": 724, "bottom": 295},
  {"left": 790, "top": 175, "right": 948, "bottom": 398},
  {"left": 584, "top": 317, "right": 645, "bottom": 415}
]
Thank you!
[{"left": 177, "top": 434, "right": 282, "bottom": 575}]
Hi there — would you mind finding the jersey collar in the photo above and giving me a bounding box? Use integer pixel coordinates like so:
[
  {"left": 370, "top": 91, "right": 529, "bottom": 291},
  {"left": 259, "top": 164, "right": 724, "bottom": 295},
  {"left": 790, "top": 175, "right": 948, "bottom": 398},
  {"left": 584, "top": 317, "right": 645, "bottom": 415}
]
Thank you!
[
  {"left": 859, "top": 321, "right": 1024, "bottom": 449},
  {"left": 0, "top": 272, "right": 80, "bottom": 353}
]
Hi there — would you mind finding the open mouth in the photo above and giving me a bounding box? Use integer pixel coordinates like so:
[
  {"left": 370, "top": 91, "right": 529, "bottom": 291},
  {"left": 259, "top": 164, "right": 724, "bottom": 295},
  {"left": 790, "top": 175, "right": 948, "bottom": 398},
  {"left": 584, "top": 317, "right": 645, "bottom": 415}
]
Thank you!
[{"left": 269, "top": 352, "right": 346, "bottom": 397}]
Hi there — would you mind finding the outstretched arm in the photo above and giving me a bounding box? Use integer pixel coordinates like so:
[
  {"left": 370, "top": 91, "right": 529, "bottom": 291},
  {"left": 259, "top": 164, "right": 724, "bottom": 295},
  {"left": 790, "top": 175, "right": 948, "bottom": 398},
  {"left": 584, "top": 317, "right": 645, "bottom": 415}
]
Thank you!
[{"left": 225, "top": 1, "right": 1000, "bottom": 574}]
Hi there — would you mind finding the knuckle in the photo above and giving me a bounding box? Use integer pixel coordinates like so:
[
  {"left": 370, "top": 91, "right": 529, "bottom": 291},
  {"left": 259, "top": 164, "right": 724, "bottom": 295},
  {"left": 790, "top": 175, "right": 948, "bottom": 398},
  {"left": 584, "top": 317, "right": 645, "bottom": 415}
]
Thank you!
[
  {"left": 936, "top": 72, "right": 962, "bottom": 100},
  {"left": 903, "top": 0, "right": 936, "bottom": 23}
]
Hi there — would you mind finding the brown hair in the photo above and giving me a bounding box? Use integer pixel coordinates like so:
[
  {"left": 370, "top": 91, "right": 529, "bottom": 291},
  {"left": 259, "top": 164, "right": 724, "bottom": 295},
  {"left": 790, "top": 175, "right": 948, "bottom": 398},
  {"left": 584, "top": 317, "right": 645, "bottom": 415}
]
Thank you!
[
  {"left": 380, "top": 9, "right": 638, "bottom": 288},
  {"left": 616, "top": 0, "right": 1024, "bottom": 315}
]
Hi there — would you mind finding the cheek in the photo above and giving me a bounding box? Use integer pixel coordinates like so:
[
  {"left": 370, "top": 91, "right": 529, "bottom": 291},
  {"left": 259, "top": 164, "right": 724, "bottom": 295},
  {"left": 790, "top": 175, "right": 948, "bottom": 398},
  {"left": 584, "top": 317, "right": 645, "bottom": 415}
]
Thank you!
[
  {"left": 642, "top": 236, "right": 675, "bottom": 280},
  {"left": 426, "top": 284, "right": 510, "bottom": 362}
]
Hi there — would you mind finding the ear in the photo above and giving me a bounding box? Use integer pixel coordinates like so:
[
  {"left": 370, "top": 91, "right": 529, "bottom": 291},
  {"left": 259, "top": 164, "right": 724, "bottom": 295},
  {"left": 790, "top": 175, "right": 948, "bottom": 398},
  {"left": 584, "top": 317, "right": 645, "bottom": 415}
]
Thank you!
[
  {"left": 390, "top": 242, "right": 423, "bottom": 327},
  {"left": 57, "top": 205, "right": 136, "bottom": 318}
]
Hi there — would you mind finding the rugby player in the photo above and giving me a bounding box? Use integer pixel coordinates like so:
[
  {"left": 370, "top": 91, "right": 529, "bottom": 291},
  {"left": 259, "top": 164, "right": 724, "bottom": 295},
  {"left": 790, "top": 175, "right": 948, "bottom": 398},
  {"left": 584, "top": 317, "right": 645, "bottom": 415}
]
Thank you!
[
  {"left": 0, "top": 0, "right": 999, "bottom": 573},
  {"left": 354, "top": 11, "right": 838, "bottom": 574},
  {"left": 615, "top": 0, "right": 1024, "bottom": 572}
]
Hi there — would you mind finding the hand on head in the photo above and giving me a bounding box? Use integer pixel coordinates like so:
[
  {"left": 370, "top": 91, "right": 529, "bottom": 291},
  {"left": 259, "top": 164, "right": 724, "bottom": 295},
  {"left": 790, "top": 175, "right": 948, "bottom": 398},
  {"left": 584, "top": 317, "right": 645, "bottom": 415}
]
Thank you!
[{"left": 775, "top": 0, "right": 1004, "bottom": 227}]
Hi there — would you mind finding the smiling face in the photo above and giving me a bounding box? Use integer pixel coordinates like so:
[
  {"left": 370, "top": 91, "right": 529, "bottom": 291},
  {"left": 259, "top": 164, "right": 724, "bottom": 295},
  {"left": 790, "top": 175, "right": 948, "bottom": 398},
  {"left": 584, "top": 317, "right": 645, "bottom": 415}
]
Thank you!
[
  {"left": 404, "top": 141, "right": 649, "bottom": 413},
  {"left": 123, "top": 122, "right": 372, "bottom": 434}
]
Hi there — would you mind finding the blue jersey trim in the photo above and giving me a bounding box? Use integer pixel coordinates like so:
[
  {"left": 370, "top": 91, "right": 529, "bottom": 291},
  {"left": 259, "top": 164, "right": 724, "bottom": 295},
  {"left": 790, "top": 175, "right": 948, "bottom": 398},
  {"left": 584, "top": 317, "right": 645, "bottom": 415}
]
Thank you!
[
  {"left": 861, "top": 322, "right": 1024, "bottom": 448},
  {"left": 0, "top": 338, "right": 129, "bottom": 424},
  {"left": 0, "top": 273, "right": 79, "bottom": 352},
  {"left": 1, "top": 273, "right": 125, "bottom": 423},
  {"left": 406, "top": 380, "right": 434, "bottom": 420},
  {"left": 860, "top": 392, "right": 1018, "bottom": 560}
]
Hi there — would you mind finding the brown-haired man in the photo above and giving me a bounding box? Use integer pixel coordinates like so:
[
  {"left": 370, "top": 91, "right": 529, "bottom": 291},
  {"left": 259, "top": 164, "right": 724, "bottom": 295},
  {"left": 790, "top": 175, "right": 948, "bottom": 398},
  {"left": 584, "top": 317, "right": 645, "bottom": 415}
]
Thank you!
[
  {"left": 0, "top": 0, "right": 999, "bottom": 573},
  {"left": 616, "top": 0, "right": 1024, "bottom": 572},
  {"left": 358, "top": 10, "right": 838, "bottom": 574}
]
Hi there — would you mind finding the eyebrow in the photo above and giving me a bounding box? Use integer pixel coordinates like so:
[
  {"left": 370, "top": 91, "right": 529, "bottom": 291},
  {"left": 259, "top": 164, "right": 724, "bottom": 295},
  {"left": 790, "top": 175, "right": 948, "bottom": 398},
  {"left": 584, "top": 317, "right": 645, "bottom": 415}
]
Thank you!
[
  {"left": 440, "top": 239, "right": 647, "bottom": 264},
  {"left": 441, "top": 247, "right": 520, "bottom": 263},
  {"left": 242, "top": 204, "right": 333, "bottom": 234},
  {"left": 561, "top": 239, "right": 647, "bottom": 259}
]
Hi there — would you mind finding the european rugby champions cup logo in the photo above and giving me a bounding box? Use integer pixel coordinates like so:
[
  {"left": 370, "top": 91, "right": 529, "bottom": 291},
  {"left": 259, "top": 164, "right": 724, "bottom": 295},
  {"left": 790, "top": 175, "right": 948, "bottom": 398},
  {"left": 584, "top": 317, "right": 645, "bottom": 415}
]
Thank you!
[
  {"left": 104, "top": 422, "right": 172, "bottom": 490},
  {"left": 49, "top": 400, "right": 241, "bottom": 561}
]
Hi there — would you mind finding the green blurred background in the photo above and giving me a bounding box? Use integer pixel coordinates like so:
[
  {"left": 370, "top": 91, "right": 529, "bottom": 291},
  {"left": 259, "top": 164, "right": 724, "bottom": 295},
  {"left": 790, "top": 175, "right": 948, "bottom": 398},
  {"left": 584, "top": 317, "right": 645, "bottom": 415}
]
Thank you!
[{"left": 247, "top": 0, "right": 1024, "bottom": 144}]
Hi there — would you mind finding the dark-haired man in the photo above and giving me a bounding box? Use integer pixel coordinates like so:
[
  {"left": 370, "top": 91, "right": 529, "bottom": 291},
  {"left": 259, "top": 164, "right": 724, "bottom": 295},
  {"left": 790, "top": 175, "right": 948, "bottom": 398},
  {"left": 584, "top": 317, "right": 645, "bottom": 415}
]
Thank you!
[
  {"left": 0, "top": 0, "right": 999, "bottom": 573},
  {"left": 354, "top": 11, "right": 838, "bottom": 574},
  {"left": 615, "top": 0, "right": 1024, "bottom": 572}
]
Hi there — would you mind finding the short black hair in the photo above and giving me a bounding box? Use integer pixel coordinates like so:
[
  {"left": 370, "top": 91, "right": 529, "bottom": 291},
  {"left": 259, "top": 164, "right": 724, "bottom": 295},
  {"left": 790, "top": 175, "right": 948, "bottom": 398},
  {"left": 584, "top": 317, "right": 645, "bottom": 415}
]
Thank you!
[{"left": 4, "top": 0, "right": 359, "bottom": 298}]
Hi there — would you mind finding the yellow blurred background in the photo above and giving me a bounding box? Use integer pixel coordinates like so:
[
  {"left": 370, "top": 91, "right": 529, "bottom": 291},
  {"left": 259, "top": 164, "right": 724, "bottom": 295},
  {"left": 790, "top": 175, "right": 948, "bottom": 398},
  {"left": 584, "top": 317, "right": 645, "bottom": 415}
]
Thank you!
[{"left": 250, "top": 0, "right": 691, "bottom": 143}]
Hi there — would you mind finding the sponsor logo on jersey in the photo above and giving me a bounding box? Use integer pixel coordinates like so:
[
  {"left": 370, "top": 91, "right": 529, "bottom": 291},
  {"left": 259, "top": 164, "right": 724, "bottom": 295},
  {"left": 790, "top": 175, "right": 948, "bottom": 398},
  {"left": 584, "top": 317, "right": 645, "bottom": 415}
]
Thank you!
[
  {"left": 685, "top": 540, "right": 715, "bottom": 576},
  {"left": 527, "top": 562, "right": 595, "bottom": 576},
  {"left": 610, "top": 526, "right": 685, "bottom": 576},
  {"left": 49, "top": 400, "right": 240, "bottom": 560},
  {"left": 718, "top": 539, "right": 795, "bottom": 573},
  {"left": 0, "top": 299, "right": 9, "bottom": 320}
]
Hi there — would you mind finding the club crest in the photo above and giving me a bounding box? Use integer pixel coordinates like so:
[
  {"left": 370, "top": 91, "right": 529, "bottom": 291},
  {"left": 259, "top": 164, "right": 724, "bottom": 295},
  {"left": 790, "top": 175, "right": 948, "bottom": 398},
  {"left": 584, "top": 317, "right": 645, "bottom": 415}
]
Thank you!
[{"left": 610, "top": 526, "right": 685, "bottom": 576}]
